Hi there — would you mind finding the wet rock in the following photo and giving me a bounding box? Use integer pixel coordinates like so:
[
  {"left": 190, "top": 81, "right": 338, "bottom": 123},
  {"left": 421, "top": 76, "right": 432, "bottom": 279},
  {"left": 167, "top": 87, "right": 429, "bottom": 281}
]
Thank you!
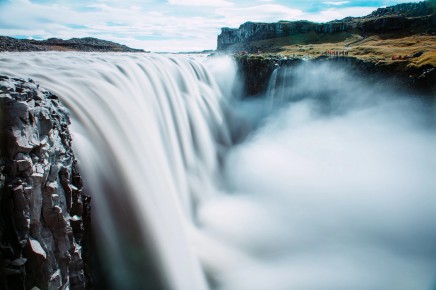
[
  {"left": 231, "top": 53, "right": 435, "bottom": 98},
  {"left": 27, "top": 239, "right": 46, "bottom": 259},
  {"left": 0, "top": 76, "right": 90, "bottom": 289},
  {"left": 233, "top": 54, "right": 305, "bottom": 97},
  {"left": 11, "top": 257, "right": 27, "bottom": 267}
]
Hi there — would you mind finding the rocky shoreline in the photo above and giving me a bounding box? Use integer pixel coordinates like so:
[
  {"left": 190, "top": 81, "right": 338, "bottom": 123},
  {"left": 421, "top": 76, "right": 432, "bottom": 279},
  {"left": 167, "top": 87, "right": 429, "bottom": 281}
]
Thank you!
[
  {"left": 0, "top": 37, "right": 145, "bottom": 52},
  {"left": 0, "top": 76, "right": 90, "bottom": 289}
]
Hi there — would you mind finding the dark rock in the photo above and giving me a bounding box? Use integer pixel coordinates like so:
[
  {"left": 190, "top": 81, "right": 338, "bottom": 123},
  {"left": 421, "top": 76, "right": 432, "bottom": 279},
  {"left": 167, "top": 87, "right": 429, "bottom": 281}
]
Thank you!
[
  {"left": 368, "top": 1, "right": 433, "bottom": 17},
  {"left": 0, "top": 36, "right": 145, "bottom": 52},
  {"left": 0, "top": 76, "right": 90, "bottom": 290},
  {"left": 0, "top": 36, "right": 45, "bottom": 52},
  {"left": 231, "top": 54, "right": 435, "bottom": 98},
  {"left": 218, "top": 21, "right": 334, "bottom": 51},
  {"left": 234, "top": 54, "right": 303, "bottom": 97}
]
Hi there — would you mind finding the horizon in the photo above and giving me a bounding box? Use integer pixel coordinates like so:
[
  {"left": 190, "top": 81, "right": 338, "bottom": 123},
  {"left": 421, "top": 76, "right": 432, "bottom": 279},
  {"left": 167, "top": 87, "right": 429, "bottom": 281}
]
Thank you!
[{"left": 0, "top": 0, "right": 425, "bottom": 52}]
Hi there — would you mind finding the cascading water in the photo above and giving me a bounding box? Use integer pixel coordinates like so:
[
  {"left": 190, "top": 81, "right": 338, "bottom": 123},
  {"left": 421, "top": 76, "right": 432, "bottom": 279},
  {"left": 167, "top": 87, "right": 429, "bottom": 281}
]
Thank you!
[
  {"left": 1, "top": 53, "right": 435, "bottom": 290},
  {"left": 0, "top": 52, "right": 236, "bottom": 290}
]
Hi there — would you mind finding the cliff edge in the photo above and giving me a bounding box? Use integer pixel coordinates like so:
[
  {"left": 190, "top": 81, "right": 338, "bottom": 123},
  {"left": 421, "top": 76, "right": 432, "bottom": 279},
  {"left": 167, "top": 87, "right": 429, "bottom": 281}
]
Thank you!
[
  {"left": 216, "top": 1, "right": 435, "bottom": 97},
  {"left": 0, "top": 76, "right": 90, "bottom": 289},
  {"left": 217, "top": 1, "right": 434, "bottom": 52}
]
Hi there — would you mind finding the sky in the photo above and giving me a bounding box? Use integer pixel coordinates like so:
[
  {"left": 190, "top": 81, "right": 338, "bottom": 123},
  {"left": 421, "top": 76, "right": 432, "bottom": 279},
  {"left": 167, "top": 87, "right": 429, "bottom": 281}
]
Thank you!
[{"left": 0, "top": 0, "right": 424, "bottom": 52}]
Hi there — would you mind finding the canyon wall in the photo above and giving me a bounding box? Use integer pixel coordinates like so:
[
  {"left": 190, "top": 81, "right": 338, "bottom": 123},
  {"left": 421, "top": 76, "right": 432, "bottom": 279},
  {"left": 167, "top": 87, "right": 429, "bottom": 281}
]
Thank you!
[
  {"left": 233, "top": 54, "right": 435, "bottom": 98},
  {"left": 0, "top": 76, "right": 90, "bottom": 290}
]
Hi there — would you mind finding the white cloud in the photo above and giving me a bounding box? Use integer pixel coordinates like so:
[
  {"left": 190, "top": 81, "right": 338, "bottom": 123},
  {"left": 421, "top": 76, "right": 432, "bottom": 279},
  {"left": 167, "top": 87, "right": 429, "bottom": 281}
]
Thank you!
[
  {"left": 304, "top": 6, "right": 377, "bottom": 22},
  {"left": 167, "top": 0, "right": 234, "bottom": 7},
  {"left": 217, "top": 4, "right": 304, "bottom": 26},
  {"left": 322, "top": 1, "right": 350, "bottom": 5},
  {"left": 0, "top": 0, "right": 420, "bottom": 52}
]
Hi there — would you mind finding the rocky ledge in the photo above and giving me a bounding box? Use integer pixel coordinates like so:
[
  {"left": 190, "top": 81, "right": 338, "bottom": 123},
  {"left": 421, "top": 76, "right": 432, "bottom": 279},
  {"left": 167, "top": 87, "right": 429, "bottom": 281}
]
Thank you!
[
  {"left": 0, "top": 76, "right": 90, "bottom": 289},
  {"left": 232, "top": 54, "right": 435, "bottom": 98},
  {"left": 0, "top": 36, "right": 145, "bottom": 52}
]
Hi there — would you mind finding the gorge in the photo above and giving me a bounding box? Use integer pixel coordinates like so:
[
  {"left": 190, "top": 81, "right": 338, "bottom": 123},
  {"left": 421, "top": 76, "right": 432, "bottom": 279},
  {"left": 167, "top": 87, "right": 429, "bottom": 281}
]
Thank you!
[
  {"left": 0, "top": 1, "right": 435, "bottom": 289},
  {"left": 0, "top": 52, "right": 435, "bottom": 290}
]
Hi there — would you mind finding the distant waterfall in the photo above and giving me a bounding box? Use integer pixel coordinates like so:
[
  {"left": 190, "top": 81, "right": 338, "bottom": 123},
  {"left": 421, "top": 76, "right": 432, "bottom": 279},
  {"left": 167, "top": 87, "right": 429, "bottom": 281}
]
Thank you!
[{"left": 1, "top": 53, "right": 436, "bottom": 290}]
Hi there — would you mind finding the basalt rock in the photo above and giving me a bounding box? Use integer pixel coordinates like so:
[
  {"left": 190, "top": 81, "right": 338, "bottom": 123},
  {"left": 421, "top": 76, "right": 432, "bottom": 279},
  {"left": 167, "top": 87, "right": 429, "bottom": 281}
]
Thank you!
[
  {"left": 234, "top": 54, "right": 304, "bottom": 97},
  {"left": 0, "top": 76, "right": 90, "bottom": 290}
]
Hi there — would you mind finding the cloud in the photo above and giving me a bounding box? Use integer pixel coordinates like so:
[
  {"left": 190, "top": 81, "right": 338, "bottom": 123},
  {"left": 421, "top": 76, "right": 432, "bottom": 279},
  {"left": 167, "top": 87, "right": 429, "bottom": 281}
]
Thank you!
[
  {"left": 0, "top": 0, "right": 425, "bottom": 52},
  {"left": 304, "top": 6, "right": 376, "bottom": 22},
  {"left": 168, "top": 0, "right": 234, "bottom": 7},
  {"left": 217, "top": 4, "right": 304, "bottom": 26},
  {"left": 322, "top": 1, "right": 349, "bottom": 5}
]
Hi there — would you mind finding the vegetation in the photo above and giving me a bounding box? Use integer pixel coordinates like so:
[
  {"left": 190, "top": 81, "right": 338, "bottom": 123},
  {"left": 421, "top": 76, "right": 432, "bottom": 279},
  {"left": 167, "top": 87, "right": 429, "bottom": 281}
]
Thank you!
[{"left": 244, "top": 32, "right": 435, "bottom": 69}]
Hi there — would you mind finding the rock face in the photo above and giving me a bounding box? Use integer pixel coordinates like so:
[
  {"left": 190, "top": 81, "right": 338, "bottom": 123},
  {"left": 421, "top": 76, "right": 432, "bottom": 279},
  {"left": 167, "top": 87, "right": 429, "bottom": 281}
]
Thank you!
[
  {"left": 233, "top": 54, "right": 435, "bottom": 97},
  {"left": 0, "top": 76, "right": 90, "bottom": 289},
  {"left": 0, "top": 36, "right": 145, "bottom": 52},
  {"left": 217, "top": 1, "right": 434, "bottom": 52},
  {"left": 234, "top": 55, "right": 303, "bottom": 97}
]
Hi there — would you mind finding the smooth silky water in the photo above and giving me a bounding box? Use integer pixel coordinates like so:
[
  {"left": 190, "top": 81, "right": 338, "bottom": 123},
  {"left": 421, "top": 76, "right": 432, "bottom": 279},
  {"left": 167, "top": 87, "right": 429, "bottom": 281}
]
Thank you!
[{"left": 1, "top": 52, "right": 435, "bottom": 290}]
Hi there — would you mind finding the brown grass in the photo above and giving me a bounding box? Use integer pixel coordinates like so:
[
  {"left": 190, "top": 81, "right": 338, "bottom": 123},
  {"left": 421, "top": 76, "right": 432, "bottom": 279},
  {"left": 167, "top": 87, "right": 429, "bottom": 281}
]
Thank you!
[
  {"left": 46, "top": 45, "right": 76, "bottom": 51},
  {"left": 250, "top": 32, "right": 435, "bottom": 69}
]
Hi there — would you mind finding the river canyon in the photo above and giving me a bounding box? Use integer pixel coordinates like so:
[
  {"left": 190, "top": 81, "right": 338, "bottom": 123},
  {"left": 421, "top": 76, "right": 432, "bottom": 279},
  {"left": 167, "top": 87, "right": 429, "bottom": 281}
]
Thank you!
[{"left": 1, "top": 52, "right": 435, "bottom": 290}]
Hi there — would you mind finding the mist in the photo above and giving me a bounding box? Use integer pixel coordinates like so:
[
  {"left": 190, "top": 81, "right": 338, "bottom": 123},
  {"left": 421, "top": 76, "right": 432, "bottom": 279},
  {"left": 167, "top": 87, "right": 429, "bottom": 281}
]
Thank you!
[{"left": 198, "top": 61, "right": 436, "bottom": 290}]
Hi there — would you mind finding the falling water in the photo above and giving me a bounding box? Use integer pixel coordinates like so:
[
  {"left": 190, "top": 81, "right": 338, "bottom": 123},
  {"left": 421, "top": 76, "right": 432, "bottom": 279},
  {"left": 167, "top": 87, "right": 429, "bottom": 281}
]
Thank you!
[
  {"left": 1, "top": 53, "right": 435, "bottom": 290},
  {"left": 0, "top": 52, "right": 236, "bottom": 290}
]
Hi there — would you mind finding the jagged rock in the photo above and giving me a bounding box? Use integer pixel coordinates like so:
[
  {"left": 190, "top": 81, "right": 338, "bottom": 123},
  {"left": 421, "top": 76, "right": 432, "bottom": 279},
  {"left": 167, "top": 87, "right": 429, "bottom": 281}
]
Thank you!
[
  {"left": 27, "top": 239, "right": 47, "bottom": 259},
  {"left": 0, "top": 76, "right": 89, "bottom": 290}
]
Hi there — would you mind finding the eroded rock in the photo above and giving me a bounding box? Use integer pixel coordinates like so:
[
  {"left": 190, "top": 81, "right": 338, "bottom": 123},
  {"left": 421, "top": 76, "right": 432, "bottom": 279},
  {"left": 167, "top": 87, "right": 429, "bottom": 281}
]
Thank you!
[{"left": 0, "top": 76, "right": 89, "bottom": 290}]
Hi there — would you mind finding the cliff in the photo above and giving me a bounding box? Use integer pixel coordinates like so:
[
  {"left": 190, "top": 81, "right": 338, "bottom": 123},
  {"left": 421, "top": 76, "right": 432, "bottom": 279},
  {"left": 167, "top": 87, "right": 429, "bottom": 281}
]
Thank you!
[
  {"left": 233, "top": 53, "right": 435, "bottom": 98},
  {"left": 215, "top": 1, "right": 435, "bottom": 98},
  {"left": 0, "top": 76, "right": 90, "bottom": 289},
  {"left": 0, "top": 36, "right": 145, "bottom": 52},
  {"left": 217, "top": 1, "right": 434, "bottom": 52}
]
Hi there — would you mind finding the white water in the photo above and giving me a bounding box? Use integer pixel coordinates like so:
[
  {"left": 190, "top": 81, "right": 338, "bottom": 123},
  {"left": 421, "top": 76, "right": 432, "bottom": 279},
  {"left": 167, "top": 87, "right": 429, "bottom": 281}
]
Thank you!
[
  {"left": 1, "top": 53, "right": 435, "bottom": 290},
  {"left": 0, "top": 52, "right": 234, "bottom": 290}
]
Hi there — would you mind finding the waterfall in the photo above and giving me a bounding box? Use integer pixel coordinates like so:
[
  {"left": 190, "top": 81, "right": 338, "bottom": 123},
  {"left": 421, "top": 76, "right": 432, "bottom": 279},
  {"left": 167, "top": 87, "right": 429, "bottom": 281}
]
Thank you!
[
  {"left": 1, "top": 53, "right": 436, "bottom": 290},
  {"left": 0, "top": 52, "right": 235, "bottom": 290}
]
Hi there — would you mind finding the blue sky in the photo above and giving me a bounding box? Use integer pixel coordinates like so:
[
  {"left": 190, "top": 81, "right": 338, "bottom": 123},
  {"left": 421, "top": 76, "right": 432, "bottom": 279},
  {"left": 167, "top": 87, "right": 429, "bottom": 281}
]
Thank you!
[{"left": 0, "top": 0, "right": 423, "bottom": 51}]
